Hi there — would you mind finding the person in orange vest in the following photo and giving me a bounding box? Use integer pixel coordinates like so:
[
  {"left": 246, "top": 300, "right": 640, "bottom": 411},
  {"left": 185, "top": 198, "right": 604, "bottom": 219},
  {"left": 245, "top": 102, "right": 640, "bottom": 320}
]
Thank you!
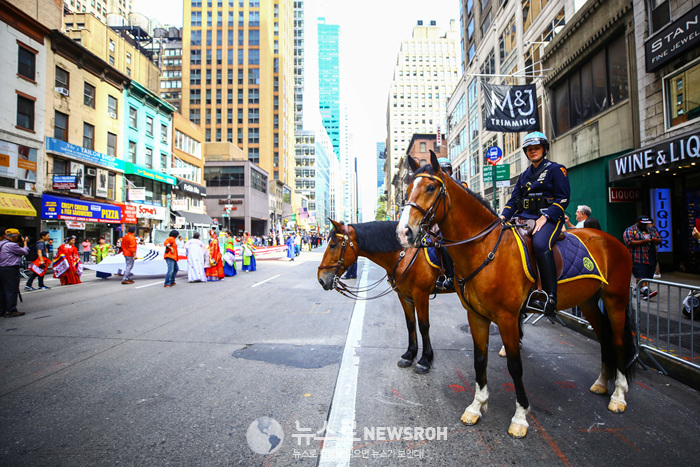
[
  {"left": 121, "top": 226, "right": 137, "bottom": 284},
  {"left": 164, "top": 229, "right": 179, "bottom": 287}
]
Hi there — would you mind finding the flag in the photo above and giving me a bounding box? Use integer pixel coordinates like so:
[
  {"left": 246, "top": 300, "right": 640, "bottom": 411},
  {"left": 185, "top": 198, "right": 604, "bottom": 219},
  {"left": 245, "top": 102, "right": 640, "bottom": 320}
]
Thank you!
[
  {"left": 52, "top": 254, "right": 69, "bottom": 278},
  {"left": 28, "top": 258, "right": 47, "bottom": 276},
  {"left": 481, "top": 83, "right": 540, "bottom": 132}
]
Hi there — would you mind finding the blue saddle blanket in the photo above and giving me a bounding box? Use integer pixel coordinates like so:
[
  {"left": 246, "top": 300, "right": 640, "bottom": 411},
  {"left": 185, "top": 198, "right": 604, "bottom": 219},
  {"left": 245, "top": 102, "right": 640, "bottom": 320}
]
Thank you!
[
  {"left": 514, "top": 232, "right": 607, "bottom": 285},
  {"left": 424, "top": 246, "right": 441, "bottom": 269}
]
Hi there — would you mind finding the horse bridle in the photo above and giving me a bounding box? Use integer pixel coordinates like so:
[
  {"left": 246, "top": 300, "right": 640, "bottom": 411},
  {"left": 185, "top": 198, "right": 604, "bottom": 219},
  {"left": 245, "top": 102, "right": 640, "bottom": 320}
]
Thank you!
[
  {"left": 404, "top": 173, "right": 448, "bottom": 246},
  {"left": 317, "top": 225, "right": 358, "bottom": 286}
]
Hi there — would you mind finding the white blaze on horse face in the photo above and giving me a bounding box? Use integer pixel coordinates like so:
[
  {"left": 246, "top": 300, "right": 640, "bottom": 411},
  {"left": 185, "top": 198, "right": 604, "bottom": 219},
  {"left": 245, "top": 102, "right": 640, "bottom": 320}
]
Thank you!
[{"left": 397, "top": 205, "right": 413, "bottom": 245}]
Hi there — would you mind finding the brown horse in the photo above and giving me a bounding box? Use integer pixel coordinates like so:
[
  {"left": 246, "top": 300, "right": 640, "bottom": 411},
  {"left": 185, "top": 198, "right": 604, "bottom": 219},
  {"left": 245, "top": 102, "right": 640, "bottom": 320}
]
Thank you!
[
  {"left": 318, "top": 219, "right": 453, "bottom": 373},
  {"left": 396, "top": 152, "right": 636, "bottom": 438}
]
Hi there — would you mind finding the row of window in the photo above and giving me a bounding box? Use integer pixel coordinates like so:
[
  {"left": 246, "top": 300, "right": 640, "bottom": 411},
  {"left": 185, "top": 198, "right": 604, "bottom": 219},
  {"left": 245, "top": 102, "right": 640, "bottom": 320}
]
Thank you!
[{"left": 53, "top": 157, "right": 117, "bottom": 200}]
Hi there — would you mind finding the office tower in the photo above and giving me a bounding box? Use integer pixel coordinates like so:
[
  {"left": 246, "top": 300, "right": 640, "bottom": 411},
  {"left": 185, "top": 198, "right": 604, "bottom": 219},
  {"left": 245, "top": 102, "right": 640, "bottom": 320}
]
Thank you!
[
  {"left": 317, "top": 17, "right": 340, "bottom": 160},
  {"left": 385, "top": 19, "right": 459, "bottom": 217},
  {"left": 182, "top": 0, "right": 295, "bottom": 186}
]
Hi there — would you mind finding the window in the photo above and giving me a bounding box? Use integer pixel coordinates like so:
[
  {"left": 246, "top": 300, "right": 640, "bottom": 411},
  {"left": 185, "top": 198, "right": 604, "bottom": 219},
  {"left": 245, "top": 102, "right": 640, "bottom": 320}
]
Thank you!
[
  {"left": 146, "top": 116, "right": 153, "bottom": 136},
  {"left": 160, "top": 152, "right": 168, "bottom": 171},
  {"left": 108, "top": 95, "right": 118, "bottom": 117},
  {"left": 249, "top": 30, "right": 260, "bottom": 45},
  {"left": 16, "top": 94, "right": 35, "bottom": 130},
  {"left": 145, "top": 147, "right": 153, "bottom": 168},
  {"left": 129, "top": 107, "right": 137, "bottom": 127},
  {"left": 18, "top": 44, "right": 36, "bottom": 81},
  {"left": 666, "top": 60, "right": 700, "bottom": 128},
  {"left": 161, "top": 124, "right": 168, "bottom": 143},
  {"left": 128, "top": 140, "right": 137, "bottom": 162},
  {"left": 109, "top": 39, "right": 115, "bottom": 52},
  {"left": 54, "top": 111, "right": 68, "bottom": 141},
  {"left": 190, "top": 30, "right": 201, "bottom": 46},
  {"left": 248, "top": 68, "right": 259, "bottom": 84},
  {"left": 419, "top": 142, "right": 426, "bottom": 152},
  {"left": 55, "top": 66, "right": 69, "bottom": 89},
  {"left": 203, "top": 166, "right": 245, "bottom": 187},
  {"left": 84, "top": 82, "right": 95, "bottom": 108},
  {"left": 249, "top": 49, "right": 260, "bottom": 65},
  {"left": 650, "top": 0, "right": 670, "bottom": 33},
  {"left": 83, "top": 122, "right": 95, "bottom": 150},
  {"left": 107, "top": 132, "right": 117, "bottom": 156}
]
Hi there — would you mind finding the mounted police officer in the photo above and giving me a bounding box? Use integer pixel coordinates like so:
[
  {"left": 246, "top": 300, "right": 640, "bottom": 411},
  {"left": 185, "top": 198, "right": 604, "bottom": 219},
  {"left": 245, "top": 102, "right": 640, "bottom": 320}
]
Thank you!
[
  {"left": 499, "top": 132, "right": 570, "bottom": 317},
  {"left": 434, "top": 157, "right": 468, "bottom": 291}
]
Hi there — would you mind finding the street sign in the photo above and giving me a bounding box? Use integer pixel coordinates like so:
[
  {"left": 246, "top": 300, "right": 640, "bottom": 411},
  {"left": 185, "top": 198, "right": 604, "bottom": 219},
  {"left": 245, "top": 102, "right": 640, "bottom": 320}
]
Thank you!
[
  {"left": 482, "top": 164, "right": 510, "bottom": 182},
  {"left": 486, "top": 146, "right": 503, "bottom": 165}
]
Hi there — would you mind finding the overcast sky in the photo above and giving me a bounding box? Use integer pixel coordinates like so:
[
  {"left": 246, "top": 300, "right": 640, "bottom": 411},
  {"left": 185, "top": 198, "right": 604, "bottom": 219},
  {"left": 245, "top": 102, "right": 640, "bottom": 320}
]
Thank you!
[{"left": 135, "top": 0, "right": 460, "bottom": 221}]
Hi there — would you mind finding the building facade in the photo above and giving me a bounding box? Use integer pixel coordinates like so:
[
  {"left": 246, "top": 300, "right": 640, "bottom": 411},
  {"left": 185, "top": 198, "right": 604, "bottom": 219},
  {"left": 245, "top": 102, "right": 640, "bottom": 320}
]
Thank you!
[
  {"left": 385, "top": 19, "right": 460, "bottom": 218},
  {"left": 154, "top": 27, "right": 184, "bottom": 112}
]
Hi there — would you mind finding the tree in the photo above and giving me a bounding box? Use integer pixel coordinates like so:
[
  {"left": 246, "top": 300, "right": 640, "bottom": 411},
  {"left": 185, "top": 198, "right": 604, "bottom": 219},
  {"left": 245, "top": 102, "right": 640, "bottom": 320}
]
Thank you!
[{"left": 375, "top": 195, "right": 387, "bottom": 221}]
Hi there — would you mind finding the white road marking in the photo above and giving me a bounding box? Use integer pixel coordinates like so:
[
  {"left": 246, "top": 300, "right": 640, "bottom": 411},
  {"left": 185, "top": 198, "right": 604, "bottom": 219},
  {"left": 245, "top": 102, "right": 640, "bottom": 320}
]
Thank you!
[
  {"left": 318, "top": 260, "right": 368, "bottom": 466},
  {"left": 135, "top": 281, "right": 164, "bottom": 289},
  {"left": 250, "top": 274, "right": 281, "bottom": 288}
]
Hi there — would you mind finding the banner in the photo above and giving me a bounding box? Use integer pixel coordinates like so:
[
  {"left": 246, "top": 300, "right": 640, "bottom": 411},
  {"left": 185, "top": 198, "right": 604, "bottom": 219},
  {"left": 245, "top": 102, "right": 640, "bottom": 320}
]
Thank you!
[
  {"left": 42, "top": 194, "right": 121, "bottom": 223},
  {"left": 482, "top": 83, "right": 540, "bottom": 132},
  {"left": 96, "top": 169, "right": 109, "bottom": 198},
  {"left": 70, "top": 161, "right": 84, "bottom": 194}
]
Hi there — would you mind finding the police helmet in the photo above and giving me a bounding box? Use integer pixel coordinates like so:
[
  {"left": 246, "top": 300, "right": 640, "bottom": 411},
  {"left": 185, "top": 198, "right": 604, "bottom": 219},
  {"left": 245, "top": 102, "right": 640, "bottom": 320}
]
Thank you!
[
  {"left": 522, "top": 131, "right": 550, "bottom": 155},
  {"left": 437, "top": 157, "right": 452, "bottom": 173}
]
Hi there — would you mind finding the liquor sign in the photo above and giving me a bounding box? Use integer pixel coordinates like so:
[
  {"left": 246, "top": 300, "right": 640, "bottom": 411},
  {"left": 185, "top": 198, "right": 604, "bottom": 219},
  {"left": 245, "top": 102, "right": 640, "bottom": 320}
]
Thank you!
[
  {"left": 651, "top": 188, "right": 673, "bottom": 253},
  {"left": 482, "top": 83, "right": 540, "bottom": 132},
  {"left": 609, "top": 187, "right": 641, "bottom": 203},
  {"left": 53, "top": 175, "right": 77, "bottom": 190},
  {"left": 645, "top": 4, "right": 700, "bottom": 72},
  {"left": 41, "top": 194, "right": 121, "bottom": 224}
]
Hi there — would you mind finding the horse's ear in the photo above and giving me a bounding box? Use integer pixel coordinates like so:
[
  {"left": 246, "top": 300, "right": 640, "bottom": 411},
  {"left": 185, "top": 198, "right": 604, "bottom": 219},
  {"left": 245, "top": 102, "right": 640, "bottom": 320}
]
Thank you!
[
  {"left": 407, "top": 156, "right": 420, "bottom": 173},
  {"left": 429, "top": 150, "right": 440, "bottom": 173}
]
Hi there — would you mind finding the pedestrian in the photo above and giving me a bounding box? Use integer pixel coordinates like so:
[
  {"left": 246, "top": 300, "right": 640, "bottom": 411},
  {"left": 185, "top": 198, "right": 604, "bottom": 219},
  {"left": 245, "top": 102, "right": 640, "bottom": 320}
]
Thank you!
[
  {"left": 223, "top": 230, "right": 237, "bottom": 277},
  {"left": 583, "top": 217, "right": 602, "bottom": 230},
  {"left": 623, "top": 216, "right": 662, "bottom": 299},
  {"left": 25, "top": 230, "right": 51, "bottom": 290},
  {"left": 176, "top": 235, "right": 185, "bottom": 252},
  {"left": 54, "top": 236, "right": 81, "bottom": 285},
  {"left": 500, "top": 131, "right": 570, "bottom": 317},
  {"left": 0, "top": 228, "right": 30, "bottom": 317},
  {"left": 121, "top": 226, "right": 137, "bottom": 284},
  {"left": 342, "top": 261, "right": 358, "bottom": 279},
  {"left": 286, "top": 234, "right": 295, "bottom": 261},
  {"left": 241, "top": 231, "right": 257, "bottom": 272},
  {"left": 205, "top": 229, "right": 224, "bottom": 281},
  {"left": 81, "top": 238, "right": 92, "bottom": 263},
  {"left": 92, "top": 237, "right": 114, "bottom": 280},
  {"left": 46, "top": 238, "right": 54, "bottom": 261},
  {"left": 163, "top": 229, "right": 179, "bottom": 287},
  {"left": 184, "top": 232, "right": 208, "bottom": 282}
]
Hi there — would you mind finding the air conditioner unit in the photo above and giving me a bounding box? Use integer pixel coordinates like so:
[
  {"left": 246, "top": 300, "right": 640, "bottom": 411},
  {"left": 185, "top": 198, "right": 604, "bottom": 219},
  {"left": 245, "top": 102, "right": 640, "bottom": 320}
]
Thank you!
[
  {"left": 108, "top": 111, "right": 117, "bottom": 119},
  {"left": 86, "top": 168, "right": 97, "bottom": 177},
  {"left": 161, "top": 136, "right": 168, "bottom": 143},
  {"left": 55, "top": 87, "right": 69, "bottom": 96}
]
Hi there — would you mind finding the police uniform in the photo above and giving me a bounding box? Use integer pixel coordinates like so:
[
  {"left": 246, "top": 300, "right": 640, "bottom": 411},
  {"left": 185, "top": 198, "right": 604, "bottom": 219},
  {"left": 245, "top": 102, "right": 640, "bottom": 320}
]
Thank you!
[{"left": 501, "top": 158, "right": 570, "bottom": 256}]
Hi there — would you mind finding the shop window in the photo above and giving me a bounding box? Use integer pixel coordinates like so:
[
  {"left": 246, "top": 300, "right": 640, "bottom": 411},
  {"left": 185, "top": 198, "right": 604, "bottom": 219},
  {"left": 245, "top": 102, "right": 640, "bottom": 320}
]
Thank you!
[
  {"left": 18, "top": 43, "right": 36, "bottom": 81},
  {"left": 83, "top": 122, "right": 94, "bottom": 149},
  {"left": 16, "top": 94, "right": 35, "bottom": 130},
  {"left": 54, "top": 111, "right": 68, "bottom": 141},
  {"left": 666, "top": 60, "right": 700, "bottom": 128}
]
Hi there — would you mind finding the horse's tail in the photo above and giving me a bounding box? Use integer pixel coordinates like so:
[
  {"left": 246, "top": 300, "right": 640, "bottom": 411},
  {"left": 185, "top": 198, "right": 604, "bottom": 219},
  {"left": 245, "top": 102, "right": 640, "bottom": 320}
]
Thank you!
[{"left": 600, "top": 302, "right": 637, "bottom": 382}]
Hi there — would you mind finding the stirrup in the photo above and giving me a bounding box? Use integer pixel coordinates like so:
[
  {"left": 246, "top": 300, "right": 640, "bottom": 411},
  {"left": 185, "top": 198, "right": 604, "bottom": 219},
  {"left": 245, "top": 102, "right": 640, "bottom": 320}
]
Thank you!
[
  {"left": 525, "top": 290, "right": 548, "bottom": 313},
  {"left": 435, "top": 274, "right": 447, "bottom": 290}
]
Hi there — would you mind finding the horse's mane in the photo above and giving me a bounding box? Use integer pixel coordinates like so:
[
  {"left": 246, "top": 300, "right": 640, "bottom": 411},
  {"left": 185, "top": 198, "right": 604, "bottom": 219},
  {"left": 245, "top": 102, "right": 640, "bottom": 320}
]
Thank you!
[
  {"left": 340, "top": 221, "right": 403, "bottom": 253},
  {"left": 409, "top": 165, "right": 498, "bottom": 217}
]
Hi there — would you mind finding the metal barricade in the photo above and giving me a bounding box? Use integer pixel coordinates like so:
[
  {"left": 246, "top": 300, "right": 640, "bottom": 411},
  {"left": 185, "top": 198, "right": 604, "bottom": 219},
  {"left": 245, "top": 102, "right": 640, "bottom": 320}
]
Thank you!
[{"left": 635, "top": 279, "right": 700, "bottom": 375}]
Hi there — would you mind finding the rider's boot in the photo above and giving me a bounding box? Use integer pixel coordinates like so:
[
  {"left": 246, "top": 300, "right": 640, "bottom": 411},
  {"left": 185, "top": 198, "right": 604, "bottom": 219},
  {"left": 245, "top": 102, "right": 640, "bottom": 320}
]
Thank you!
[
  {"left": 533, "top": 251, "right": 557, "bottom": 317},
  {"left": 441, "top": 249, "right": 455, "bottom": 290}
]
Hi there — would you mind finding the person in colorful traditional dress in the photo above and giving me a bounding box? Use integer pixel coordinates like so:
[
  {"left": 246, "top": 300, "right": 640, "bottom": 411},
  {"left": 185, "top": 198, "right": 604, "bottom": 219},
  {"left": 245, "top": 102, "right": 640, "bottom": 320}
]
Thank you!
[
  {"left": 241, "top": 231, "right": 257, "bottom": 272},
  {"left": 92, "top": 236, "right": 114, "bottom": 280},
  {"left": 185, "top": 232, "right": 209, "bottom": 282},
  {"left": 286, "top": 233, "right": 295, "bottom": 261},
  {"left": 205, "top": 229, "right": 225, "bottom": 281},
  {"left": 223, "top": 230, "right": 237, "bottom": 276},
  {"left": 164, "top": 229, "right": 179, "bottom": 287},
  {"left": 54, "top": 236, "right": 82, "bottom": 285}
]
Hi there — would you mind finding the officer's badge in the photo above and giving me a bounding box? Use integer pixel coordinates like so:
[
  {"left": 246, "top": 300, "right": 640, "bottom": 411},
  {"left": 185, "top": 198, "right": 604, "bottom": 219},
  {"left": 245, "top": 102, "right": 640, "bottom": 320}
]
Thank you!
[
  {"left": 561, "top": 167, "right": 567, "bottom": 177},
  {"left": 537, "top": 170, "right": 548, "bottom": 183}
]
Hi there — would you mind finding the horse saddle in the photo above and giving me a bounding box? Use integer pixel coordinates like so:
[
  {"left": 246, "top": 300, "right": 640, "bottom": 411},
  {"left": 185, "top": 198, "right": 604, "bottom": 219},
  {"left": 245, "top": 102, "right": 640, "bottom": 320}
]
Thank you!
[{"left": 512, "top": 218, "right": 607, "bottom": 291}]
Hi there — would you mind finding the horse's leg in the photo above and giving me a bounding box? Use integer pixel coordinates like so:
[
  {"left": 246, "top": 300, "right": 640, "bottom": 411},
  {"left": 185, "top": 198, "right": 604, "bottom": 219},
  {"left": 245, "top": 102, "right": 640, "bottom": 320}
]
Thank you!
[
  {"left": 414, "top": 293, "right": 433, "bottom": 374},
  {"left": 579, "top": 296, "right": 611, "bottom": 395},
  {"left": 397, "top": 296, "right": 418, "bottom": 368},
  {"left": 601, "top": 290, "right": 632, "bottom": 413},
  {"left": 461, "top": 310, "right": 490, "bottom": 426},
  {"left": 500, "top": 317, "right": 530, "bottom": 438}
]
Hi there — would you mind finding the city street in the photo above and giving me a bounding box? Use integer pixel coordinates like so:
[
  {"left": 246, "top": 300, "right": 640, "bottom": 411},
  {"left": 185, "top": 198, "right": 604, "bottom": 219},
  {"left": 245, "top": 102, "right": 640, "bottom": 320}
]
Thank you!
[{"left": 1, "top": 249, "right": 699, "bottom": 466}]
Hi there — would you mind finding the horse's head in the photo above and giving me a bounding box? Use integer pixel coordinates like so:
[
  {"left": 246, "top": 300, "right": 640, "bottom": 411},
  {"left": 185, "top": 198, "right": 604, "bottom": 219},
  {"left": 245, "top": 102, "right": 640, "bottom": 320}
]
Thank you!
[
  {"left": 317, "top": 219, "right": 358, "bottom": 290},
  {"left": 396, "top": 151, "right": 448, "bottom": 247}
]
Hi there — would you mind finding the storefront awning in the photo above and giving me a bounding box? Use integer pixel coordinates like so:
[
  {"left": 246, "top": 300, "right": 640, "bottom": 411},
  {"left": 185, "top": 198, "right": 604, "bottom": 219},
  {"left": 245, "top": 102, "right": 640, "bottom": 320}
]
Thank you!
[
  {"left": 174, "top": 211, "right": 214, "bottom": 226},
  {"left": 0, "top": 193, "right": 37, "bottom": 216}
]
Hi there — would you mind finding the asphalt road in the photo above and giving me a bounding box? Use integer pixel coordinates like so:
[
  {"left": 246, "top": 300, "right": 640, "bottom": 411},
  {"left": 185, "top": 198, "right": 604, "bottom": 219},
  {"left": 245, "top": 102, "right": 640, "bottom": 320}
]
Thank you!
[{"left": 1, "top": 249, "right": 699, "bottom": 466}]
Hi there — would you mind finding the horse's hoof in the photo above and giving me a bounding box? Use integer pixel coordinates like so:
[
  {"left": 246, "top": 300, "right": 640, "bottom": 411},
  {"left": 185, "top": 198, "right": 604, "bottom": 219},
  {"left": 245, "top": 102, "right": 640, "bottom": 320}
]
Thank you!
[
  {"left": 608, "top": 400, "right": 627, "bottom": 413},
  {"left": 498, "top": 345, "right": 507, "bottom": 357},
  {"left": 397, "top": 359, "right": 413, "bottom": 368},
  {"left": 589, "top": 383, "right": 608, "bottom": 395},
  {"left": 508, "top": 423, "right": 528, "bottom": 438},
  {"left": 461, "top": 412, "right": 480, "bottom": 426},
  {"left": 414, "top": 363, "right": 430, "bottom": 374}
]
